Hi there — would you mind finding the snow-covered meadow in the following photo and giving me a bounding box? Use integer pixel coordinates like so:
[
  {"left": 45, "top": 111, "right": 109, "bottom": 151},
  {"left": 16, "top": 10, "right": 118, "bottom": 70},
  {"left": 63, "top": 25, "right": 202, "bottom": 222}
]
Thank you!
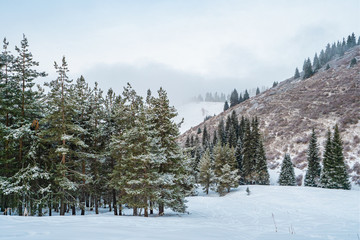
[{"left": 1, "top": 185, "right": 359, "bottom": 240}]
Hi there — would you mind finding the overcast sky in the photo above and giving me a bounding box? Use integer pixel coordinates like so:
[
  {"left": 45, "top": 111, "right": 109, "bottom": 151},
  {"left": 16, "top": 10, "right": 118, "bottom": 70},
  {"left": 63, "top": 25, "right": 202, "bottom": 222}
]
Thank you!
[{"left": 2, "top": 0, "right": 359, "bottom": 105}]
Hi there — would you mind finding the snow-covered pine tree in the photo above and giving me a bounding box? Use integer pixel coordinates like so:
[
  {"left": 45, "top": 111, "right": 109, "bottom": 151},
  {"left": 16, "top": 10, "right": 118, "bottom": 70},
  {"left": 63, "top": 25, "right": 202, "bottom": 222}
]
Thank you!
[
  {"left": 69, "top": 75, "right": 92, "bottom": 215},
  {"left": 320, "top": 130, "right": 333, "bottom": 188},
  {"left": 149, "top": 87, "right": 189, "bottom": 215},
  {"left": 12, "top": 34, "right": 46, "bottom": 169},
  {"left": 255, "top": 136, "right": 270, "bottom": 185},
  {"left": 102, "top": 88, "right": 121, "bottom": 215},
  {"left": 0, "top": 38, "right": 18, "bottom": 184},
  {"left": 85, "top": 82, "right": 105, "bottom": 215},
  {"left": 213, "top": 143, "right": 239, "bottom": 196},
  {"left": 198, "top": 148, "right": 215, "bottom": 194},
  {"left": 330, "top": 125, "right": 350, "bottom": 190},
  {"left": 235, "top": 138, "right": 244, "bottom": 184},
  {"left": 42, "top": 57, "right": 87, "bottom": 215},
  {"left": 4, "top": 35, "right": 47, "bottom": 215},
  {"left": 304, "top": 129, "right": 321, "bottom": 187},
  {"left": 111, "top": 85, "right": 164, "bottom": 216},
  {"left": 217, "top": 163, "right": 240, "bottom": 196},
  {"left": 242, "top": 118, "right": 255, "bottom": 184},
  {"left": 278, "top": 154, "right": 296, "bottom": 186}
]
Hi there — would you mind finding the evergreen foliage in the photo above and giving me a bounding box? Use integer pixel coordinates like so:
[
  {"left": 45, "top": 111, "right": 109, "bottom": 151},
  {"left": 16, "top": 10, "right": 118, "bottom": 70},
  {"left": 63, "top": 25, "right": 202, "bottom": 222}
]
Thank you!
[
  {"left": 278, "top": 154, "right": 295, "bottom": 186},
  {"left": 302, "top": 58, "right": 313, "bottom": 79},
  {"left": 304, "top": 129, "right": 321, "bottom": 187},
  {"left": 320, "top": 126, "right": 350, "bottom": 190},
  {"left": 230, "top": 89, "right": 239, "bottom": 107},
  {"left": 213, "top": 143, "right": 239, "bottom": 196},
  {"left": 294, "top": 68, "right": 300, "bottom": 79},
  {"left": 223, "top": 100, "right": 229, "bottom": 111},
  {"left": 350, "top": 58, "right": 357, "bottom": 67},
  {"left": 198, "top": 149, "right": 215, "bottom": 194}
]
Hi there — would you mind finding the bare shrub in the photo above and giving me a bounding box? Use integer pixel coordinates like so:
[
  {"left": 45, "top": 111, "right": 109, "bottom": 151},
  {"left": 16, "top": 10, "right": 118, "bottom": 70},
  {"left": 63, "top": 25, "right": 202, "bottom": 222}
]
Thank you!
[
  {"left": 352, "top": 162, "right": 360, "bottom": 175},
  {"left": 296, "top": 174, "right": 303, "bottom": 186}
]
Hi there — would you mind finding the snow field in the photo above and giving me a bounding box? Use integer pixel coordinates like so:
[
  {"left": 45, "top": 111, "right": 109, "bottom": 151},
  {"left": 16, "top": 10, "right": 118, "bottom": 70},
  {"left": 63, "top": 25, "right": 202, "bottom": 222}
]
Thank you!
[{"left": 0, "top": 185, "right": 359, "bottom": 240}]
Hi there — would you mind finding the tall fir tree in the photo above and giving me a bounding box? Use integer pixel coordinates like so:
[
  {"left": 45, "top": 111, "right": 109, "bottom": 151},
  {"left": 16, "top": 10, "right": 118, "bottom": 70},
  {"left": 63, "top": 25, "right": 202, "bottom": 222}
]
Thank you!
[
  {"left": 304, "top": 129, "right": 321, "bottom": 187},
  {"left": 198, "top": 149, "right": 215, "bottom": 194},
  {"left": 313, "top": 53, "right": 321, "bottom": 72},
  {"left": 329, "top": 125, "right": 350, "bottom": 189},
  {"left": 302, "top": 58, "right": 313, "bottom": 79},
  {"left": 294, "top": 67, "right": 300, "bottom": 79},
  {"left": 230, "top": 89, "right": 239, "bottom": 107},
  {"left": 320, "top": 130, "right": 333, "bottom": 188}
]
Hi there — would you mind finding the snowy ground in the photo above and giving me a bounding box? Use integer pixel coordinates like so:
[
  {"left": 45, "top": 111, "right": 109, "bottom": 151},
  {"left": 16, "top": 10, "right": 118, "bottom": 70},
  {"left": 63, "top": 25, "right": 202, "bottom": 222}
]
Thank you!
[
  {"left": 175, "top": 101, "right": 224, "bottom": 133},
  {"left": 1, "top": 185, "right": 359, "bottom": 240}
]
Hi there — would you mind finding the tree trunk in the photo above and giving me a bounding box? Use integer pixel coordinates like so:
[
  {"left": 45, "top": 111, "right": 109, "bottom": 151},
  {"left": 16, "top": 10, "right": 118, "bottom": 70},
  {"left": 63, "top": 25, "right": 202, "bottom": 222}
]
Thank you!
[
  {"left": 119, "top": 204, "right": 122, "bottom": 216},
  {"left": 49, "top": 203, "right": 52, "bottom": 217},
  {"left": 112, "top": 189, "right": 117, "bottom": 215},
  {"left": 60, "top": 197, "right": 65, "bottom": 216},
  {"left": 133, "top": 207, "right": 137, "bottom": 216},
  {"left": 150, "top": 201, "right": 153, "bottom": 215},
  {"left": 95, "top": 195, "right": 99, "bottom": 214},
  {"left": 38, "top": 205, "right": 43, "bottom": 217},
  {"left": 72, "top": 205, "right": 76, "bottom": 215},
  {"left": 18, "top": 204, "right": 22, "bottom": 216},
  {"left": 159, "top": 203, "right": 164, "bottom": 216},
  {"left": 144, "top": 207, "right": 148, "bottom": 217},
  {"left": 86, "top": 193, "right": 90, "bottom": 208}
]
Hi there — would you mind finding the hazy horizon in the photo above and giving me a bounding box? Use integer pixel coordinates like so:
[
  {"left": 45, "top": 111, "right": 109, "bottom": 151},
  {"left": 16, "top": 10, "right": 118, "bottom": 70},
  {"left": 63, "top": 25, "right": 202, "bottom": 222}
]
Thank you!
[{"left": 2, "top": 0, "right": 359, "bottom": 105}]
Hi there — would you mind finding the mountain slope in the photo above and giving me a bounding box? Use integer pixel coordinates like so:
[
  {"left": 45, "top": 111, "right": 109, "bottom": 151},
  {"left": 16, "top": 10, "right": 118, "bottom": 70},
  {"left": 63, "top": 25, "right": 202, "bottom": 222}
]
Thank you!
[{"left": 179, "top": 46, "right": 360, "bottom": 185}]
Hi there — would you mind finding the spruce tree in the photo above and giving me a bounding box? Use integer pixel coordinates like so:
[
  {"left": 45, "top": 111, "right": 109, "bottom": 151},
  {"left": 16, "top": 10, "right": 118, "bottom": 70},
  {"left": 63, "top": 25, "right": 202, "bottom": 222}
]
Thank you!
[
  {"left": 223, "top": 101, "right": 229, "bottom": 111},
  {"left": 313, "top": 53, "right": 321, "bottom": 72},
  {"left": 202, "top": 125, "right": 209, "bottom": 148},
  {"left": 320, "top": 130, "right": 333, "bottom": 188},
  {"left": 255, "top": 136, "right": 270, "bottom": 185},
  {"left": 42, "top": 57, "right": 86, "bottom": 215},
  {"left": 278, "top": 154, "right": 295, "bottom": 186},
  {"left": 242, "top": 118, "right": 255, "bottom": 184},
  {"left": 304, "top": 129, "right": 321, "bottom": 187},
  {"left": 294, "top": 67, "right": 300, "bottom": 79},
  {"left": 217, "top": 119, "right": 226, "bottom": 145},
  {"left": 12, "top": 34, "right": 47, "bottom": 169},
  {"left": 213, "top": 143, "right": 239, "bottom": 196},
  {"left": 149, "top": 87, "right": 190, "bottom": 214},
  {"left": 235, "top": 138, "right": 244, "bottom": 184},
  {"left": 230, "top": 89, "right": 239, "bottom": 107},
  {"left": 256, "top": 87, "right": 260, "bottom": 95},
  {"left": 331, "top": 125, "right": 350, "bottom": 189},
  {"left": 198, "top": 149, "right": 215, "bottom": 194},
  {"left": 302, "top": 58, "right": 313, "bottom": 79},
  {"left": 243, "top": 90, "right": 250, "bottom": 101}
]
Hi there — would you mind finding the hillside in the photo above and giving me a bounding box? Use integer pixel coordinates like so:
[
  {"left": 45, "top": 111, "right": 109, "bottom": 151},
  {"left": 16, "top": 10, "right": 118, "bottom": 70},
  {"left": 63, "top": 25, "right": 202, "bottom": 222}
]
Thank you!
[{"left": 179, "top": 46, "right": 360, "bottom": 185}]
